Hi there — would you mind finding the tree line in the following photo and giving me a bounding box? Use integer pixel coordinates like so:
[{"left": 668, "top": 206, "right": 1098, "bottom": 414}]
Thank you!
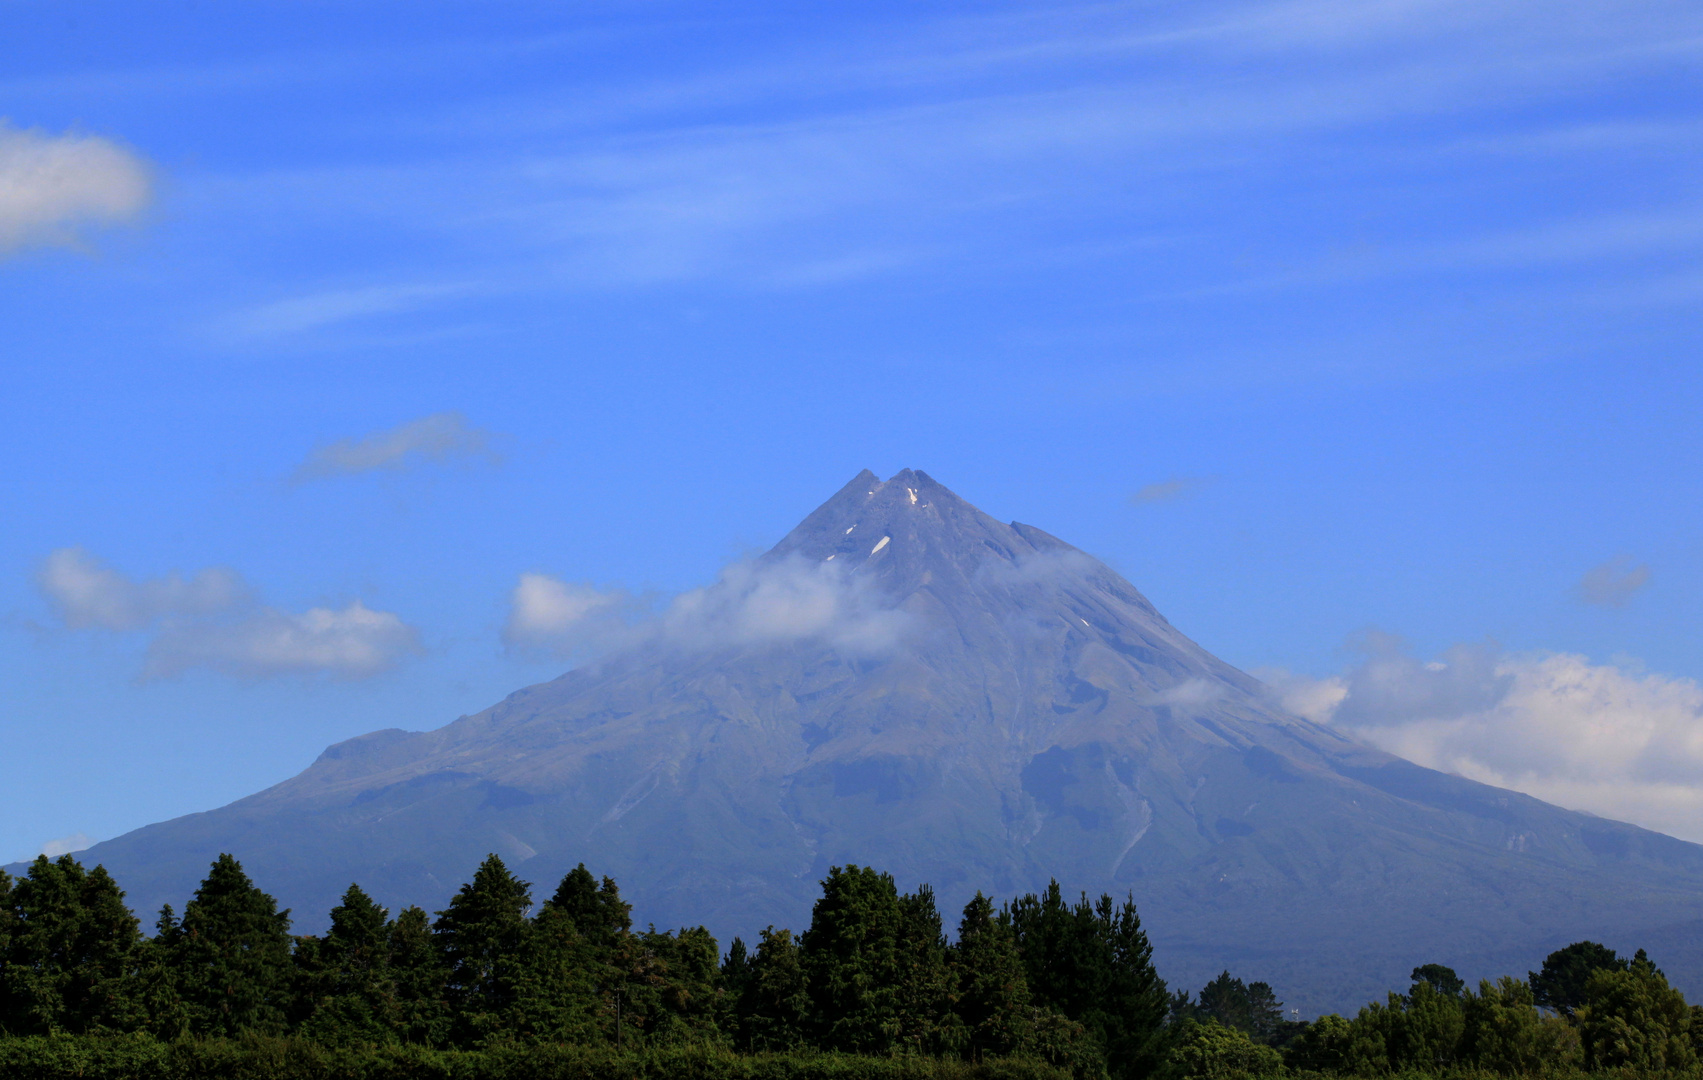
[{"left": 2, "top": 851, "right": 1697, "bottom": 1079}]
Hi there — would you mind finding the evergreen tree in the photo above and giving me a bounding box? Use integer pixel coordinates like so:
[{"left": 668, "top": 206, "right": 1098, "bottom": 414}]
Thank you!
[
  {"left": 293, "top": 884, "right": 396, "bottom": 1045},
  {"left": 545, "top": 864, "right": 632, "bottom": 955},
  {"left": 1007, "top": 881, "right": 1168, "bottom": 1078},
  {"left": 1182, "top": 971, "right": 1287, "bottom": 1043},
  {"left": 1529, "top": 940, "right": 1626, "bottom": 1019},
  {"left": 0, "top": 856, "right": 145, "bottom": 1035},
  {"left": 720, "top": 936, "right": 753, "bottom": 1039},
  {"left": 951, "top": 892, "right": 1032, "bottom": 1060},
  {"left": 139, "top": 904, "right": 188, "bottom": 1039},
  {"left": 433, "top": 854, "right": 532, "bottom": 1045},
  {"left": 740, "top": 927, "right": 810, "bottom": 1051},
  {"left": 895, "top": 884, "right": 958, "bottom": 1055},
  {"left": 631, "top": 924, "right": 722, "bottom": 1043},
  {"left": 800, "top": 864, "right": 906, "bottom": 1054},
  {"left": 167, "top": 854, "right": 294, "bottom": 1037},
  {"left": 509, "top": 900, "right": 601, "bottom": 1043},
  {"left": 1580, "top": 953, "right": 1696, "bottom": 1070},
  {"left": 387, "top": 905, "right": 449, "bottom": 1046},
  {"left": 1412, "top": 963, "right": 1465, "bottom": 999}
]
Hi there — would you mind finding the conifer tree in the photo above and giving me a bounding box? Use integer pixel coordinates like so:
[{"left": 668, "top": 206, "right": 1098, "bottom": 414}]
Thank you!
[
  {"left": 510, "top": 898, "right": 601, "bottom": 1043},
  {"left": 895, "top": 884, "right": 958, "bottom": 1055},
  {"left": 801, "top": 864, "right": 905, "bottom": 1054},
  {"left": 387, "top": 905, "right": 449, "bottom": 1045},
  {"left": 1006, "top": 881, "right": 1167, "bottom": 1078},
  {"left": 170, "top": 854, "right": 294, "bottom": 1036},
  {"left": 741, "top": 927, "right": 810, "bottom": 1051},
  {"left": 293, "top": 884, "right": 396, "bottom": 1045},
  {"left": 0, "top": 856, "right": 145, "bottom": 1036},
  {"left": 1530, "top": 941, "right": 1627, "bottom": 1020},
  {"left": 434, "top": 854, "right": 532, "bottom": 1045},
  {"left": 952, "top": 892, "right": 1032, "bottom": 1060}
]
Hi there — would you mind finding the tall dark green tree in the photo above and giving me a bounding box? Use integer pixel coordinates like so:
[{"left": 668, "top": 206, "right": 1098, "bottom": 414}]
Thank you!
[
  {"left": 1182, "top": 971, "right": 1287, "bottom": 1043},
  {"left": 292, "top": 884, "right": 397, "bottom": 1045},
  {"left": 545, "top": 864, "right": 632, "bottom": 954},
  {"left": 169, "top": 854, "right": 294, "bottom": 1037},
  {"left": 801, "top": 864, "right": 906, "bottom": 1054},
  {"left": 951, "top": 892, "right": 1032, "bottom": 1060},
  {"left": 387, "top": 906, "right": 449, "bottom": 1046},
  {"left": 738, "top": 927, "right": 811, "bottom": 1052},
  {"left": 509, "top": 898, "right": 601, "bottom": 1044},
  {"left": 433, "top": 854, "right": 533, "bottom": 1045},
  {"left": 1530, "top": 941, "right": 1627, "bottom": 1020},
  {"left": 0, "top": 856, "right": 145, "bottom": 1036},
  {"left": 1412, "top": 964, "right": 1465, "bottom": 1000},
  {"left": 894, "top": 884, "right": 958, "bottom": 1055},
  {"left": 1006, "top": 881, "right": 1168, "bottom": 1078}
]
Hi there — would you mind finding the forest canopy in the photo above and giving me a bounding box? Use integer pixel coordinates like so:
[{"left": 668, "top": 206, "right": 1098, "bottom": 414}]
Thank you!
[{"left": 0, "top": 853, "right": 1691, "bottom": 1079}]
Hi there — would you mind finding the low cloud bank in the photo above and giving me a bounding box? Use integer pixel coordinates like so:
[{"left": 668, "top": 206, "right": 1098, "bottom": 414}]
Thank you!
[
  {"left": 292, "top": 412, "right": 498, "bottom": 482},
  {"left": 506, "top": 555, "right": 912, "bottom": 661},
  {"left": 0, "top": 123, "right": 152, "bottom": 254},
  {"left": 37, "top": 548, "right": 419, "bottom": 680},
  {"left": 1263, "top": 634, "right": 1703, "bottom": 843}
]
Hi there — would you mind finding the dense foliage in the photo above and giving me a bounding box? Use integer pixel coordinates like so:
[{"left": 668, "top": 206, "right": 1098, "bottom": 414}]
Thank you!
[{"left": 3, "top": 853, "right": 1697, "bottom": 1080}]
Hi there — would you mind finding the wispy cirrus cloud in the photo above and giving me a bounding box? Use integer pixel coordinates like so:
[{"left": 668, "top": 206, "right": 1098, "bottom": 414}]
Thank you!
[
  {"left": 0, "top": 122, "right": 152, "bottom": 254},
  {"left": 1130, "top": 477, "right": 1212, "bottom": 505},
  {"left": 36, "top": 547, "right": 420, "bottom": 680},
  {"left": 292, "top": 412, "right": 499, "bottom": 482}
]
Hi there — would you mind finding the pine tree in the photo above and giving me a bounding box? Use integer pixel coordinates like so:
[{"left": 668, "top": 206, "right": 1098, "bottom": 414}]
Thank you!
[
  {"left": 895, "top": 884, "right": 958, "bottom": 1055},
  {"left": 434, "top": 854, "right": 532, "bottom": 1045},
  {"left": 1006, "top": 882, "right": 1167, "bottom": 1079},
  {"left": 742, "top": 927, "right": 811, "bottom": 1051},
  {"left": 952, "top": 892, "right": 1032, "bottom": 1060},
  {"left": 170, "top": 854, "right": 294, "bottom": 1036},
  {"left": 0, "top": 856, "right": 145, "bottom": 1035},
  {"left": 1530, "top": 941, "right": 1627, "bottom": 1020}
]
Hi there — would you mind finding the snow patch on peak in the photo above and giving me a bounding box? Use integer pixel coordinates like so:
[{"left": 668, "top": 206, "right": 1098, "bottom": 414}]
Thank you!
[{"left": 871, "top": 536, "right": 891, "bottom": 555}]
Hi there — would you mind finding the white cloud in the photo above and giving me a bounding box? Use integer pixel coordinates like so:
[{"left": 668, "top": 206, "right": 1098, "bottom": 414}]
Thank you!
[
  {"left": 1576, "top": 555, "right": 1650, "bottom": 607},
  {"left": 1266, "top": 636, "right": 1703, "bottom": 843},
  {"left": 0, "top": 122, "right": 151, "bottom": 254},
  {"left": 37, "top": 547, "right": 247, "bottom": 630},
  {"left": 144, "top": 601, "right": 420, "bottom": 680},
  {"left": 507, "top": 554, "right": 912, "bottom": 663},
  {"left": 292, "top": 411, "right": 498, "bottom": 481},
  {"left": 36, "top": 548, "right": 419, "bottom": 680},
  {"left": 503, "top": 572, "right": 633, "bottom": 656},
  {"left": 38, "top": 832, "right": 95, "bottom": 859},
  {"left": 658, "top": 555, "right": 912, "bottom": 656}
]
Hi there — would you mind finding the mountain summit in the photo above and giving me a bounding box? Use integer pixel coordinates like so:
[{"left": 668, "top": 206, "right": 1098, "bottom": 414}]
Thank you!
[{"left": 49, "top": 470, "right": 1703, "bottom": 1013}]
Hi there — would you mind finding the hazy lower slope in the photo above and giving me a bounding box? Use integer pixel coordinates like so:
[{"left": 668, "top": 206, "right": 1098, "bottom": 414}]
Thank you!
[{"left": 33, "top": 470, "right": 1703, "bottom": 1014}]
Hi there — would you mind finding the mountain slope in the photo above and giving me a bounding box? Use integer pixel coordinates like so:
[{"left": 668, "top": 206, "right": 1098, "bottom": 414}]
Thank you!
[{"left": 36, "top": 469, "right": 1703, "bottom": 1014}]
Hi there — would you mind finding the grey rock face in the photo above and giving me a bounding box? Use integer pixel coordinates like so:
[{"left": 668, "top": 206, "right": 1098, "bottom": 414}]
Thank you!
[{"left": 36, "top": 469, "right": 1703, "bottom": 1014}]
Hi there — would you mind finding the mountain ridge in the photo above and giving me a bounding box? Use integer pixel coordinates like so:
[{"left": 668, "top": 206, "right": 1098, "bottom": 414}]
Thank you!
[{"left": 20, "top": 469, "right": 1703, "bottom": 1015}]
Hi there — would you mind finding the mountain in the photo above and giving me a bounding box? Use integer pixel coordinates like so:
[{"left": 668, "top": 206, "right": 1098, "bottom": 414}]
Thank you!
[{"left": 25, "top": 469, "right": 1703, "bottom": 1015}]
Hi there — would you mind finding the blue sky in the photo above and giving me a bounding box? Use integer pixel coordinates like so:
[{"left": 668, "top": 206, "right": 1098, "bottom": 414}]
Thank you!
[{"left": 3, "top": 0, "right": 1701, "bottom": 864}]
